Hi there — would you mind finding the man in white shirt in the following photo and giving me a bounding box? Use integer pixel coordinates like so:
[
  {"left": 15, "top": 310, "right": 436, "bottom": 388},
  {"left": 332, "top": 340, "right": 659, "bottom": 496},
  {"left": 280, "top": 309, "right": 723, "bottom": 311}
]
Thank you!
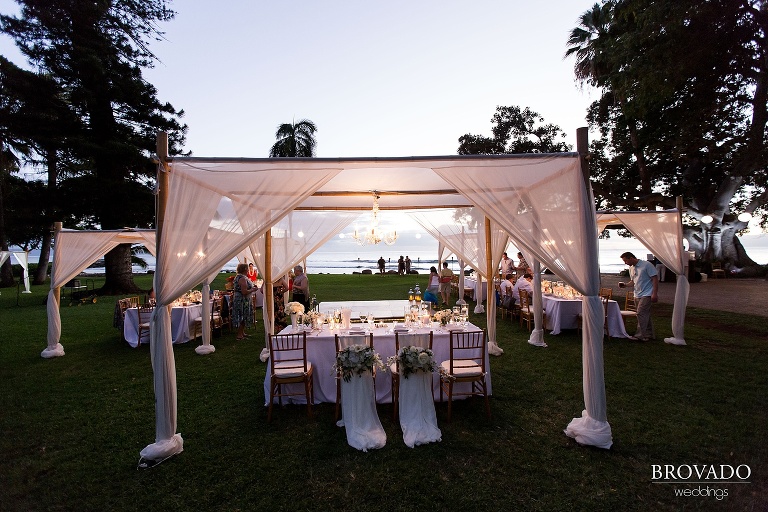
[
  {"left": 619, "top": 251, "right": 659, "bottom": 341},
  {"left": 499, "top": 252, "right": 514, "bottom": 278},
  {"left": 499, "top": 273, "right": 515, "bottom": 308},
  {"left": 512, "top": 273, "right": 533, "bottom": 302}
]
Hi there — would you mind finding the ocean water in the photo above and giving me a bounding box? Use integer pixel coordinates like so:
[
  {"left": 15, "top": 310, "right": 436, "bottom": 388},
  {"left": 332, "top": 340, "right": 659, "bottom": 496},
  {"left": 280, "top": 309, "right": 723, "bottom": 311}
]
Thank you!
[{"left": 14, "top": 233, "right": 768, "bottom": 276}]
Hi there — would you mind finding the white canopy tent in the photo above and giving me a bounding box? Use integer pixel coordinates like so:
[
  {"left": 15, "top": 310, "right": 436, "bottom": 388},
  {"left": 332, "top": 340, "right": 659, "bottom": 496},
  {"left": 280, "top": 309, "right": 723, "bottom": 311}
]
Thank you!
[
  {"left": 143, "top": 129, "right": 612, "bottom": 463},
  {"left": 0, "top": 250, "right": 31, "bottom": 293},
  {"left": 42, "top": 228, "right": 157, "bottom": 359},
  {"left": 596, "top": 208, "right": 689, "bottom": 345}
]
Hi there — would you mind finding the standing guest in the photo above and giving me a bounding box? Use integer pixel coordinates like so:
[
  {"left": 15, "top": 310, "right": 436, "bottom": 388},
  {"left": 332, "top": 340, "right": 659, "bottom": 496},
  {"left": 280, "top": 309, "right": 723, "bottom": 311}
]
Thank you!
[
  {"left": 233, "top": 263, "right": 257, "bottom": 340},
  {"left": 246, "top": 262, "right": 258, "bottom": 283},
  {"left": 619, "top": 252, "right": 659, "bottom": 341},
  {"left": 378, "top": 256, "right": 386, "bottom": 274},
  {"left": 405, "top": 255, "right": 412, "bottom": 274},
  {"left": 439, "top": 261, "right": 454, "bottom": 306},
  {"left": 292, "top": 265, "right": 310, "bottom": 310},
  {"left": 516, "top": 252, "right": 529, "bottom": 274},
  {"left": 397, "top": 256, "right": 405, "bottom": 275},
  {"left": 424, "top": 266, "right": 440, "bottom": 305},
  {"left": 512, "top": 272, "right": 533, "bottom": 303},
  {"left": 499, "top": 252, "right": 514, "bottom": 278}
]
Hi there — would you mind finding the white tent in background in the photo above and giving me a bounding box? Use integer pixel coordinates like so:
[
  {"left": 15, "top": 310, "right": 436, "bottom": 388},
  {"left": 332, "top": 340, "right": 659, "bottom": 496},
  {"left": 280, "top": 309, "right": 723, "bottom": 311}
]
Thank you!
[
  {"left": 142, "top": 130, "right": 612, "bottom": 465},
  {"left": 0, "top": 250, "right": 31, "bottom": 293},
  {"left": 42, "top": 229, "right": 156, "bottom": 358},
  {"left": 596, "top": 209, "right": 689, "bottom": 345},
  {"left": 408, "top": 207, "right": 510, "bottom": 355}
]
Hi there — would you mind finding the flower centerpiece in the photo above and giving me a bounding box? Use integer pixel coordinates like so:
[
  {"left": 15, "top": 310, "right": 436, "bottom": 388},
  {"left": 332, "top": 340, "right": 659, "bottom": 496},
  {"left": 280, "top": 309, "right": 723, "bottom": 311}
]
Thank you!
[
  {"left": 433, "top": 309, "right": 452, "bottom": 326},
  {"left": 388, "top": 346, "right": 436, "bottom": 379},
  {"left": 286, "top": 301, "right": 306, "bottom": 329},
  {"left": 334, "top": 345, "right": 385, "bottom": 382}
]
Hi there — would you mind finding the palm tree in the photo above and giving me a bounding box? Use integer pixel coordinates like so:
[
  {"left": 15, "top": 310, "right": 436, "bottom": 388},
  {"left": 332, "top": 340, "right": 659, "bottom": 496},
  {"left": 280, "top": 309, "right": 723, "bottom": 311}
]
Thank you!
[
  {"left": 269, "top": 119, "right": 317, "bottom": 157},
  {"left": 564, "top": 2, "right": 613, "bottom": 86}
]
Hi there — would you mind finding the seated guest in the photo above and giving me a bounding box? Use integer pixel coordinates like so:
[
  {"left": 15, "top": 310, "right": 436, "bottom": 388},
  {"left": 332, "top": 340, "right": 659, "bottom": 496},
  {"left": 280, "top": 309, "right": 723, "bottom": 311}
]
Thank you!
[
  {"left": 499, "top": 273, "right": 515, "bottom": 308},
  {"left": 512, "top": 272, "right": 534, "bottom": 303}
]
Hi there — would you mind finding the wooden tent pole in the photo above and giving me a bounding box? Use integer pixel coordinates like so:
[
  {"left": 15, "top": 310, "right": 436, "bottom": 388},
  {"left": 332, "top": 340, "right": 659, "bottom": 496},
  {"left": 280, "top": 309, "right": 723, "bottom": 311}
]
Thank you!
[
  {"left": 265, "top": 230, "right": 273, "bottom": 337},
  {"left": 485, "top": 216, "right": 492, "bottom": 307}
]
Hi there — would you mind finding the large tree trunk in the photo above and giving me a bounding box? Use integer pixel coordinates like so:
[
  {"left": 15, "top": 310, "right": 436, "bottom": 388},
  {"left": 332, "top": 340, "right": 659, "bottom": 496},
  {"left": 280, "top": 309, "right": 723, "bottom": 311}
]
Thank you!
[
  {"left": 684, "top": 224, "right": 765, "bottom": 278},
  {"left": 34, "top": 229, "right": 52, "bottom": 285},
  {"left": 101, "top": 244, "right": 141, "bottom": 294},
  {"left": 0, "top": 178, "right": 16, "bottom": 287}
]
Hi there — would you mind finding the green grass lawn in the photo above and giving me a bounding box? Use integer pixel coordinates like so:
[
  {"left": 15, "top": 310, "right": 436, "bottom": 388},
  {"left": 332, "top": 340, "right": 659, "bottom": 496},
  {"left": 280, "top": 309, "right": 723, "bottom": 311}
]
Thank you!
[{"left": 1, "top": 273, "right": 766, "bottom": 511}]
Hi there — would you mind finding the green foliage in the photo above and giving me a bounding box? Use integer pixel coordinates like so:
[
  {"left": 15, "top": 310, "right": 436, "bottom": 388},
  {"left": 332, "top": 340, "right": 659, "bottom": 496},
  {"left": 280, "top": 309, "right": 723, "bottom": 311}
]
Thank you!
[
  {"left": 458, "top": 105, "right": 572, "bottom": 155},
  {"left": 1, "top": 273, "right": 766, "bottom": 510},
  {"left": 269, "top": 119, "right": 318, "bottom": 157}
]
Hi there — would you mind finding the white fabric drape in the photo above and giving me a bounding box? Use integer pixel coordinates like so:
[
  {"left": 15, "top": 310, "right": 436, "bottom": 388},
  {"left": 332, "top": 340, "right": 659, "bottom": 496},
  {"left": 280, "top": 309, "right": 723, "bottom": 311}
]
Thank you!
[
  {"left": 44, "top": 231, "right": 121, "bottom": 358},
  {"left": 337, "top": 372, "right": 387, "bottom": 452},
  {"left": 146, "top": 161, "right": 340, "bottom": 462},
  {"left": 528, "top": 259, "right": 547, "bottom": 347},
  {"left": 195, "top": 268, "right": 220, "bottom": 355},
  {"left": 611, "top": 211, "right": 689, "bottom": 345},
  {"left": 432, "top": 155, "right": 612, "bottom": 449},
  {"left": 486, "top": 221, "right": 506, "bottom": 355},
  {"left": 0, "top": 251, "right": 31, "bottom": 293},
  {"left": 399, "top": 372, "right": 442, "bottom": 448}
]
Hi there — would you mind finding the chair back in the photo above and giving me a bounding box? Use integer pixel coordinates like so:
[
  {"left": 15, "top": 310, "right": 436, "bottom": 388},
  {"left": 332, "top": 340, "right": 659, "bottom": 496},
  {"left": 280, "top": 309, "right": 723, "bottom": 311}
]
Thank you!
[
  {"left": 269, "top": 332, "right": 309, "bottom": 373},
  {"left": 136, "top": 305, "right": 154, "bottom": 324},
  {"left": 624, "top": 291, "right": 637, "bottom": 312},
  {"left": 447, "top": 329, "right": 486, "bottom": 375},
  {"left": 395, "top": 332, "right": 433, "bottom": 352},
  {"left": 335, "top": 333, "right": 373, "bottom": 352},
  {"left": 519, "top": 289, "right": 531, "bottom": 311},
  {"left": 599, "top": 287, "right": 613, "bottom": 300},
  {"left": 124, "top": 296, "right": 139, "bottom": 308}
]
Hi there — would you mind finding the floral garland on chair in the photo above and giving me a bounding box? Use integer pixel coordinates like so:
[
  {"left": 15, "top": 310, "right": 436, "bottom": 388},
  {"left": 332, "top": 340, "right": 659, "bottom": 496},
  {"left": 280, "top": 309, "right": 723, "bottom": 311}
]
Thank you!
[
  {"left": 334, "top": 345, "right": 385, "bottom": 382},
  {"left": 388, "top": 346, "right": 436, "bottom": 379}
]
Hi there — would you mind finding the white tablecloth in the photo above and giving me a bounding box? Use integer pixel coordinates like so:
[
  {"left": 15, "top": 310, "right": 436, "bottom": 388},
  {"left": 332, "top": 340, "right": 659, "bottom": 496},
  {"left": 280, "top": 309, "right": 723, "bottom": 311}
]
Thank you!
[
  {"left": 123, "top": 304, "right": 203, "bottom": 347},
  {"left": 464, "top": 277, "right": 488, "bottom": 301},
  {"left": 318, "top": 300, "right": 412, "bottom": 320},
  {"left": 542, "top": 296, "right": 629, "bottom": 338},
  {"left": 263, "top": 321, "right": 492, "bottom": 404}
]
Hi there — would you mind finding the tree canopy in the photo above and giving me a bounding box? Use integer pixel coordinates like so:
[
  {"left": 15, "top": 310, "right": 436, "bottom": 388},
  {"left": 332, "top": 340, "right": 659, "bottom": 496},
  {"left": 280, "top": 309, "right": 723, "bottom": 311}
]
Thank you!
[
  {"left": 269, "top": 119, "right": 318, "bottom": 157},
  {"left": 457, "top": 106, "right": 572, "bottom": 155},
  {"left": 0, "top": 0, "right": 188, "bottom": 290},
  {"left": 566, "top": 0, "right": 767, "bottom": 274}
]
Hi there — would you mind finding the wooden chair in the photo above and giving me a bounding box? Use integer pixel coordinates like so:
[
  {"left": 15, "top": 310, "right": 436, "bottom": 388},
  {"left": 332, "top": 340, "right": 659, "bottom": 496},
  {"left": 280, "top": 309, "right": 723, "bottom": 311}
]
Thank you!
[
  {"left": 620, "top": 291, "right": 638, "bottom": 333},
  {"left": 267, "top": 332, "right": 314, "bottom": 422},
  {"left": 450, "top": 274, "right": 460, "bottom": 298},
  {"left": 518, "top": 289, "right": 534, "bottom": 331},
  {"left": 499, "top": 284, "right": 515, "bottom": 320},
  {"left": 439, "top": 329, "right": 490, "bottom": 422},
  {"left": 599, "top": 287, "right": 613, "bottom": 300},
  {"left": 391, "top": 331, "right": 433, "bottom": 421},
  {"left": 334, "top": 333, "right": 374, "bottom": 422},
  {"left": 712, "top": 261, "right": 726, "bottom": 279},
  {"left": 136, "top": 305, "right": 154, "bottom": 347}
]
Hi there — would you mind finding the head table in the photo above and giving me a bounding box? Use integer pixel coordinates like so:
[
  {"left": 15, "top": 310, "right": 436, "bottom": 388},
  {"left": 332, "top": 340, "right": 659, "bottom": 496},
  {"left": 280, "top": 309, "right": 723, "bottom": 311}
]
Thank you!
[{"left": 263, "top": 318, "right": 492, "bottom": 406}]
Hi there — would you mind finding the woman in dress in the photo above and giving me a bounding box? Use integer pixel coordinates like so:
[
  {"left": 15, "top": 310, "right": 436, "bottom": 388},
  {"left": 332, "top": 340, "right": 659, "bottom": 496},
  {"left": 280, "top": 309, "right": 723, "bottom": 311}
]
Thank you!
[
  {"left": 423, "top": 266, "right": 440, "bottom": 305},
  {"left": 233, "top": 263, "right": 257, "bottom": 340}
]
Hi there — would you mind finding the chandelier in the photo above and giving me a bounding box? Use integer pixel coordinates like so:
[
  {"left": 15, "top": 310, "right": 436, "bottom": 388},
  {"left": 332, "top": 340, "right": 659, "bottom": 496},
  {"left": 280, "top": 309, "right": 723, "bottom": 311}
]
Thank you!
[{"left": 352, "top": 192, "right": 398, "bottom": 246}]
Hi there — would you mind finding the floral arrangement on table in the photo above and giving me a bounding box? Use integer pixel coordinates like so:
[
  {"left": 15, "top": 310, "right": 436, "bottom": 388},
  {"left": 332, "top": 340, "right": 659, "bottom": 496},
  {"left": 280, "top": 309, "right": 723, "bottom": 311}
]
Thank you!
[
  {"left": 388, "top": 346, "right": 436, "bottom": 379},
  {"left": 433, "top": 309, "right": 452, "bottom": 325},
  {"left": 286, "top": 301, "right": 305, "bottom": 315},
  {"left": 304, "top": 310, "right": 321, "bottom": 321},
  {"left": 334, "top": 345, "right": 385, "bottom": 382}
]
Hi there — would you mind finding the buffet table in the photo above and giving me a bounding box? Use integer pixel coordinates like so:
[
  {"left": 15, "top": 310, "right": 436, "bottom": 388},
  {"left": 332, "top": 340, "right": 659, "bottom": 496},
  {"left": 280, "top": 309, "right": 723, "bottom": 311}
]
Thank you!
[
  {"left": 263, "top": 321, "right": 492, "bottom": 405},
  {"left": 542, "top": 295, "right": 629, "bottom": 338},
  {"left": 123, "top": 304, "right": 203, "bottom": 347}
]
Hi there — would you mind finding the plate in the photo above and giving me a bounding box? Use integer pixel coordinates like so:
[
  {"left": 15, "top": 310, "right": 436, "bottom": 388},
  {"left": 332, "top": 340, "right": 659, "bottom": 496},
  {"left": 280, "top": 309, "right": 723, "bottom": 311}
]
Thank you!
[
  {"left": 348, "top": 329, "right": 365, "bottom": 335},
  {"left": 447, "top": 325, "right": 465, "bottom": 331},
  {"left": 393, "top": 328, "right": 410, "bottom": 334}
]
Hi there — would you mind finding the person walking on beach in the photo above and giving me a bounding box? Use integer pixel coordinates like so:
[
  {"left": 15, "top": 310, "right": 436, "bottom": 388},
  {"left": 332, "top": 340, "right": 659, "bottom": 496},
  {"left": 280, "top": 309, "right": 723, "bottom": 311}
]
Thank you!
[
  {"left": 405, "top": 255, "right": 412, "bottom": 274},
  {"left": 397, "top": 256, "right": 405, "bottom": 275},
  {"left": 619, "top": 251, "right": 658, "bottom": 341},
  {"left": 378, "top": 256, "right": 386, "bottom": 274}
]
